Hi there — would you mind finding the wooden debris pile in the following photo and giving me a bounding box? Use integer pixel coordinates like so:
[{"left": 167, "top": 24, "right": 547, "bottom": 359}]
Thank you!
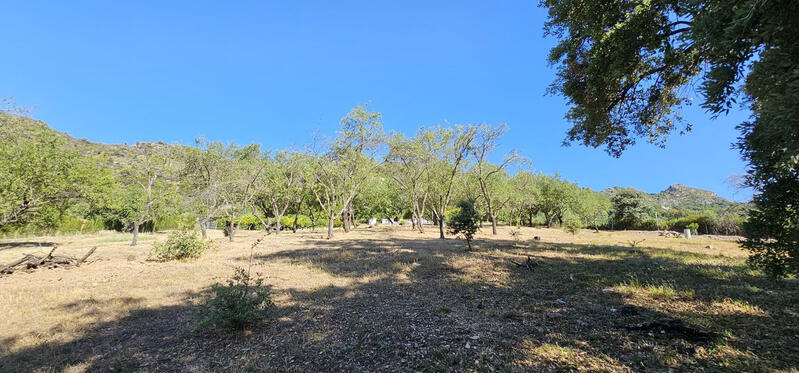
[
  {"left": 659, "top": 230, "right": 683, "bottom": 238},
  {"left": 1, "top": 246, "right": 96, "bottom": 275}
]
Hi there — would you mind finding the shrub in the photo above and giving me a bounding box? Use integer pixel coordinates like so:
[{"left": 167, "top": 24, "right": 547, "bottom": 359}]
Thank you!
[
  {"left": 149, "top": 230, "right": 212, "bottom": 261},
  {"left": 687, "top": 222, "right": 699, "bottom": 235},
  {"left": 448, "top": 199, "right": 479, "bottom": 250},
  {"left": 563, "top": 219, "right": 581, "bottom": 236},
  {"left": 197, "top": 267, "right": 274, "bottom": 332}
]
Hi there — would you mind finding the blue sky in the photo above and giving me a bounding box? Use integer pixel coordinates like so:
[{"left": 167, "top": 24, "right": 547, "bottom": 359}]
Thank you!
[{"left": 2, "top": 0, "right": 751, "bottom": 201}]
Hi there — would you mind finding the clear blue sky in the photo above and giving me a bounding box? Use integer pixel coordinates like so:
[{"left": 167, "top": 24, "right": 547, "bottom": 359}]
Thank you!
[{"left": 2, "top": 0, "right": 752, "bottom": 201}]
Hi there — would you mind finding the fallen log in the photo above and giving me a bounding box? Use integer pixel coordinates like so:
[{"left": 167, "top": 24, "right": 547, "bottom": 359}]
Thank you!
[
  {"left": 76, "top": 247, "right": 97, "bottom": 266},
  {"left": 1, "top": 246, "right": 97, "bottom": 275}
]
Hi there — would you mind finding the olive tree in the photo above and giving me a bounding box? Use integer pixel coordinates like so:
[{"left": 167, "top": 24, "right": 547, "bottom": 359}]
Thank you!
[{"left": 310, "top": 104, "right": 385, "bottom": 239}]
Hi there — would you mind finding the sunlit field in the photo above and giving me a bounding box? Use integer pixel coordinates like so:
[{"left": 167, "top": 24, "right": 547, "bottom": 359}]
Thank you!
[{"left": 1, "top": 225, "right": 797, "bottom": 372}]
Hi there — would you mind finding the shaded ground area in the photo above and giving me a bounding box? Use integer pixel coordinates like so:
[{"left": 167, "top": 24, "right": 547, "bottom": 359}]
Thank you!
[{"left": 1, "top": 227, "right": 797, "bottom": 372}]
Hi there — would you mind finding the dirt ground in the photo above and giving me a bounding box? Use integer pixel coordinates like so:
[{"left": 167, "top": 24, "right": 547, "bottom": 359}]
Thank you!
[{"left": 1, "top": 225, "right": 797, "bottom": 372}]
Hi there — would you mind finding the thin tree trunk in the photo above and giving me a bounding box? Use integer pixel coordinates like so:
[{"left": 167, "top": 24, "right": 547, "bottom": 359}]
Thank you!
[
  {"left": 275, "top": 215, "right": 281, "bottom": 234},
  {"left": 228, "top": 220, "right": 235, "bottom": 241},
  {"left": 416, "top": 206, "right": 425, "bottom": 233},
  {"left": 327, "top": 217, "right": 334, "bottom": 239},
  {"left": 491, "top": 214, "right": 498, "bottom": 235},
  {"left": 200, "top": 223, "right": 207, "bottom": 239},
  {"left": 292, "top": 205, "right": 300, "bottom": 232},
  {"left": 131, "top": 223, "right": 140, "bottom": 246},
  {"left": 438, "top": 210, "right": 445, "bottom": 239}
]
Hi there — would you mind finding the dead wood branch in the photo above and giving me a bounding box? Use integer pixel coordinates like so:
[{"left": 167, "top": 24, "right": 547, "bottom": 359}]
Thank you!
[{"left": 1, "top": 246, "right": 97, "bottom": 275}]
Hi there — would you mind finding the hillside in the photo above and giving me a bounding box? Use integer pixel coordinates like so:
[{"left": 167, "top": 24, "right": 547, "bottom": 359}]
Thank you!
[
  {"left": 0, "top": 112, "right": 178, "bottom": 169},
  {"left": 602, "top": 184, "right": 742, "bottom": 213}
]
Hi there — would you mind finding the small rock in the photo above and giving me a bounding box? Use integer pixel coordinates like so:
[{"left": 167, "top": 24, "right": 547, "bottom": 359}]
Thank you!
[
  {"left": 470, "top": 335, "right": 479, "bottom": 340},
  {"left": 546, "top": 312, "right": 562, "bottom": 318},
  {"left": 705, "top": 245, "right": 714, "bottom": 249},
  {"left": 555, "top": 299, "right": 567, "bottom": 305},
  {"left": 465, "top": 342, "right": 471, "bottom": 349},
  {"left": 372, "top": 293, "right": 379, "bottom": 298},
  {"left": 576, "top": 320, "right": 588, "bottom": 326},
  {"left": 610, "top": 307, "right": 617, "bottom": 313},
  {"left": 602, "top": 288, "right": 614, "bottom": 294}
]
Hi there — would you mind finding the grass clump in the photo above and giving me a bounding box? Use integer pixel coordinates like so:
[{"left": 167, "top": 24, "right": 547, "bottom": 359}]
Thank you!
[{"left": 149, "top": 230, "right": 212, "bottom": 261}]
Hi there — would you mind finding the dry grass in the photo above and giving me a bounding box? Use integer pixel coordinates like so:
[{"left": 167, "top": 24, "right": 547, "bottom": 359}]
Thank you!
[{"left": 0, "top": 226, "right": 797, "bottom": 372}]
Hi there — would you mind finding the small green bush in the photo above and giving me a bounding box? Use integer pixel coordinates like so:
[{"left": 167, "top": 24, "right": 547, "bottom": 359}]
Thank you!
[
  {"left": 149, "top": 230, "right": 212, "bottom": 261},
  {"left": 563, "top": 219, "right": 582, "bottom": 236},
  {"left": 197, "top": 267, "right": 274, "bottom": 332},
  {"left": 448, "top": 199, "right": 479, "bottom": 250}
]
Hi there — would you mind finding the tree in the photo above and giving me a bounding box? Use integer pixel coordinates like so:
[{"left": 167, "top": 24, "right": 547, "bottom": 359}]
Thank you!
[
  {"left": 180, "top": 139, "right": 230, "bottom": 239},
  {"left": 610, "top": 188, "right": 651, "bottom": 230},
  {"left": 428, "top": 125, "right": 477, "bottom": 239},
  {"left": 0, "top": 111, "right": 100, "bottom": 230},
  {"left": 386, "top": 127, "right": 443, "bottom": 233},
  {"left": 506, "top": 171, "right": 539, "bottom": 227},
  {"left": 542, "top": 0, "right": 799, "bottom": 276},
  {"left": 574, "top": 188, "right": 612, "bottom": 231},
  {"left": 470, "top": 124, "right": 526, "bottom": 235},
  {"left": 448, "top": 199, "right": 480, "bottom": 250},
  {"left": 120, "top": 146, "right": 179, "bottom": 246},
  {"left": 255, "top": 150, "right": 303, "bottom": 234},
  {"left": 221, "top": 144, "right": 264, "bottom": 241},
  {"left": 534, "top": 175, "right": 579, "bottom": 228},
  {"left": 310, "top": 104, "right": 385, "bottom": 239}
]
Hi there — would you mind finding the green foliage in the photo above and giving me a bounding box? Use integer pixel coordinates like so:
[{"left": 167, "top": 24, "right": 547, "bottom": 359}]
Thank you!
[
  {"left": 542, "top": 0, "right": 799, "bottom": 276},
  {"left": 686, "top": 222, "right": 699, "bottom": 235},
  {"left": 563, "top": 218, "right": 582, "bottom": 236},
  {"left": 534, "top": 174, "right": 581, "bottom": 227},
  {"left": 197, "top": 267, "right": 274, "bottom": 332},
  {"left": 149, "top": 230, "right": 212, "bottom": 261},
  {"left": 279, "top": 215, "right": 313, "bottom": 229},
  {"left": 236, "top": 215, "right": 260, "bottom": 230},
  {"left": 448, "top": 199, "right": 480, "bottom": 250},
  {"left": 0, "top": 111, "right": 108, "bottom": 231},
  {"left": 611, "top": 188, "right": 652, "bottom": 230}
]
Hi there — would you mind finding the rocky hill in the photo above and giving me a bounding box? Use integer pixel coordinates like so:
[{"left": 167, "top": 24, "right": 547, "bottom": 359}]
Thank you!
[{"left": 602, "top": 184, "right": 741, "bottom": 213}]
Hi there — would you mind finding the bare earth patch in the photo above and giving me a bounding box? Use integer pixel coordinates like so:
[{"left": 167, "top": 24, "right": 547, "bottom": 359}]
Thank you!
[{"left": 1, "top": 226, "right": 797, "bottom": 372}]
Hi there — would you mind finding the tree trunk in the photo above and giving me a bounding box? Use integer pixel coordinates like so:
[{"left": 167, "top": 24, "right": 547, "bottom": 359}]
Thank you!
[
  {"left": 292, "top": 212, "right": 299, "bottom": 233},
  {"left": 491, "top": 215, "right": 498, "bottom": 235},
  {"left": 466, "top": 238, "right": 472, "bottom": 251},
  {"left": 327, "top": 217, "right": 334, "bottom": 239},
  {"left": 200, "top": 223, "right": 207, "bottom": 239},
  {"left": 275, "top": 215, "right": 281, "bottom": 234},
  {"left": 131, "top": 223, "right": 140, "bottom": 246},
  {"left": 342, "top": 210, "right": 351, "bottom": 233},
  {"left": 438, "top": 210, "right": 445, "bottom": 239},
  {"left": 416, "top": 207, "right": 425, "bottom": 233},
  {"left": 228, "top": 220, "right": 235, "bottom": 241}
]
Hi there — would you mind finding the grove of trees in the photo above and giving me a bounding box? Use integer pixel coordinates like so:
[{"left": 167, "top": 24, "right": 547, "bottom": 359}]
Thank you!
[{"left": 0, "top": 102, "right": 753, "bottom": 265}]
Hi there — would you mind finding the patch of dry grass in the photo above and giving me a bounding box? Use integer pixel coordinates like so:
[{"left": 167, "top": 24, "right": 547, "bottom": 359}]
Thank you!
[{"left": 0, "top": 226, "right": 797, "bottom": 372}]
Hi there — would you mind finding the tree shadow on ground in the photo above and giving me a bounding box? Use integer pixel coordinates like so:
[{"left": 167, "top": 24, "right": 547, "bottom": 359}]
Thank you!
[
  {"left": 2, "top": 234, "right": 797, "bottom": 372},
  {"left": 0, "top": 241, "right": 57, "bottom": 251}
]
